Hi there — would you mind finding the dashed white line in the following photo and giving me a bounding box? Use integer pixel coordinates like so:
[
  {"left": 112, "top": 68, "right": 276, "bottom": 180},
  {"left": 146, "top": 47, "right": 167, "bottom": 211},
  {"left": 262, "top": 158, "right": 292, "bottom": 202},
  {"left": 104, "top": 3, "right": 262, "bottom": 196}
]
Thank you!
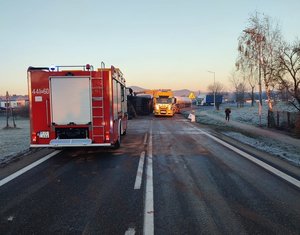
[
  {"left": 7, "top": 216, "right": 15, "bottom": 221},
  {"left": 0, "top": 150, "right": 61, "bottom": 187},
  {"left": 143, "top": 133, "right": 148, "bottom": 145},
  {"left": 143, "top": 124, "right": 154, "bottom": 235},
  {"left": 125, "top": 227, "right": 136, "bottom": 235},
  {"left": 134, "top": 151, "right": 146, "bottom": 190}
]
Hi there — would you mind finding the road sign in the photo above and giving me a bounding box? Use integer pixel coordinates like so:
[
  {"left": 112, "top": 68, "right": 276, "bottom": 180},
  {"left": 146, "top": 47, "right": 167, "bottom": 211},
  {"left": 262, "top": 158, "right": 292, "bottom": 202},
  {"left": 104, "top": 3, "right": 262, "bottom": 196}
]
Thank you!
[{"left": 188, "top": 92, "right": 196, "bottom": 99}]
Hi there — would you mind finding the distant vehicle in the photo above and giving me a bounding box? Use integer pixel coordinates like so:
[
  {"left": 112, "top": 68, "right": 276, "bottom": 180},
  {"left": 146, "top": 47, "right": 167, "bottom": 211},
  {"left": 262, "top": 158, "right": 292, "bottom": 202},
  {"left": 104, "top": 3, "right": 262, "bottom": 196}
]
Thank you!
[
  {"left": 129, "top": 89, "right": 156, "bottom": 117},
  {"left": 133, "top": 89, "right": 176, "bottom": 117},
  {"left": 27, "top": 64, "right": 127, "bottom": 148},
  {"left": 174, "top": 96, "right": 192, "bottom": 113},
  {"left": 153, "top": 89, "right": 176, "bottom": 117},
  {"left": 201, "top": 95, "right": 223, "bottom": 106},
  {"left": 127, "top": 95, "right": 153, "bottom": 117}
]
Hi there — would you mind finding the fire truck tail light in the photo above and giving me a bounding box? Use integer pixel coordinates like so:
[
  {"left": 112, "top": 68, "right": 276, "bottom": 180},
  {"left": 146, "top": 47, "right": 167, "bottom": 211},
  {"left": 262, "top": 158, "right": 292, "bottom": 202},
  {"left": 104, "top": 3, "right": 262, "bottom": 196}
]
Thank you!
[
  {"left": 105, "top": 131, "right": 110, "bottom": 141},
  {"left": 32, "top": 133, "right": 37, "bottom": 142}
]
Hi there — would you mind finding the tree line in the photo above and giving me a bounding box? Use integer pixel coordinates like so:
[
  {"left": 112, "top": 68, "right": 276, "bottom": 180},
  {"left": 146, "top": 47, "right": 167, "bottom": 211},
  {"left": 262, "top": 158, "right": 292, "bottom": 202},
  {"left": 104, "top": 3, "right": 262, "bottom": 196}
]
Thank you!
[{"left": 234, "top": 11, "right": 300, "bottom": 112}]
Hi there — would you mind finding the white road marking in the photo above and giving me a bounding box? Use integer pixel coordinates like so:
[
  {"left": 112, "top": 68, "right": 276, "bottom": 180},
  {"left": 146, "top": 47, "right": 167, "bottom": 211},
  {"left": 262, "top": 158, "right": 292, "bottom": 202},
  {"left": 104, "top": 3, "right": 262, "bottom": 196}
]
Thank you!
[
  {"left": 0, "top": 150, "right": 61, "bottom": 187},
  {"left": 143, "top": 133, "right": 148, "bottom": 145},
  {"left": 197, "top": 128, "right": 300, "bottom": 189},
  {"left": 7, "top": 216, "right": 14, "bottom": 221},
  {"left": 125, "top": 227, "right": 136, "bottom": 235},
  {"left": 143, "top": 124, "right": 154, "bottom": 235},
  {"left": 134, "top": 151, "right": 146, "bottom": 190}
]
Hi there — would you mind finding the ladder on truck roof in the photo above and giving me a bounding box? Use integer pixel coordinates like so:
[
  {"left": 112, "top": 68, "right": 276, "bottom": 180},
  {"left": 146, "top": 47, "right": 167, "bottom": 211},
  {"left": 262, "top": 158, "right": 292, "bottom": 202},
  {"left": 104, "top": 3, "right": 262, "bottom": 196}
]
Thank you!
[{"left": 91, "top": 71, "right": 105, "bottom": 143}]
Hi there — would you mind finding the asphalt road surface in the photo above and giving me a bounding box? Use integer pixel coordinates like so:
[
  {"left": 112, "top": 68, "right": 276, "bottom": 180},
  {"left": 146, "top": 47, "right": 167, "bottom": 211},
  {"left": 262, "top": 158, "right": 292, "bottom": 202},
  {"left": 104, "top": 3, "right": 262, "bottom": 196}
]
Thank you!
[{"left": 1, "top": 114, "right": 300, "bottom": 235}]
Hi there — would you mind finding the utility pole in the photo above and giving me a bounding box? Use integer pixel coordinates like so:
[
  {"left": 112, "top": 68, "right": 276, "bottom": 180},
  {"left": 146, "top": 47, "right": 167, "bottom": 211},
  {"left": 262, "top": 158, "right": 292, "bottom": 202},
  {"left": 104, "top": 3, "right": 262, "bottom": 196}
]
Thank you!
[{"left": 6, "top": 91, "right": 9, "bottom": 128}]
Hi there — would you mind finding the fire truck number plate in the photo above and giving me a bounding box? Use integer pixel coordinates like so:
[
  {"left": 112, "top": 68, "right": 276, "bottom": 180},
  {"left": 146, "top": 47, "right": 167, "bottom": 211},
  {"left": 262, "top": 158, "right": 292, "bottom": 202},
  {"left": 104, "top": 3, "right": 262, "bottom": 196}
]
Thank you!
[{"left": 39, "top": 131, "right": 49, "bottom": 138}]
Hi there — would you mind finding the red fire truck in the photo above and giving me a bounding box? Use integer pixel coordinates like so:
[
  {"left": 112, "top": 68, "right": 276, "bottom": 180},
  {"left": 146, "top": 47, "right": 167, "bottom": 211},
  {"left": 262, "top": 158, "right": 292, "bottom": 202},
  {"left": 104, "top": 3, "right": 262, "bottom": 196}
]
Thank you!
[{"left": 27, "top": 64, "right": 127, "bottom": 148}]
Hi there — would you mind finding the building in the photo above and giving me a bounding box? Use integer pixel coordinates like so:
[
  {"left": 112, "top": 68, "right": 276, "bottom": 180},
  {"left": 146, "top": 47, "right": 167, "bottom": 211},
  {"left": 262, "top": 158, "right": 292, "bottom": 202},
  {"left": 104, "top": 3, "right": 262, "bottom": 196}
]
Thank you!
[{"left": 0, "top": 95, "right": 29, "bottom": 109}]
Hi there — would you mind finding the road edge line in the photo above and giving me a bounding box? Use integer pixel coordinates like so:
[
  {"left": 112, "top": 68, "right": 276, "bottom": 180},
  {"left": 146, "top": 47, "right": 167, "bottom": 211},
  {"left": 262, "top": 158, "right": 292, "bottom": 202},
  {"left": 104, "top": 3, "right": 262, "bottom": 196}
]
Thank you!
[
  {"left": 199, "top": 129, "right": 300, "bottom": 189},
  {"left": 0, "top": 150, "right": 61, "bottom": 187}
]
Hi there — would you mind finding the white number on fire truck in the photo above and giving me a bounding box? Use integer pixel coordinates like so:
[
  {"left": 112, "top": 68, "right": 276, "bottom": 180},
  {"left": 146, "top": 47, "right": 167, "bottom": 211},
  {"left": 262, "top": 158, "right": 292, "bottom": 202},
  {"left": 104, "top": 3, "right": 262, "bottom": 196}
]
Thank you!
[{"left": 32, "top": 88, "right": 49, "bottom": 95}]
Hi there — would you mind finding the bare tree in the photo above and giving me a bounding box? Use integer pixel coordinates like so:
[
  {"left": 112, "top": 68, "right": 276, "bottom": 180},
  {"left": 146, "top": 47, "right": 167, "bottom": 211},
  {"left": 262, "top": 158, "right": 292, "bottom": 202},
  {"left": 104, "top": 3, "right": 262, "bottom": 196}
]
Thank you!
[
  {"left": 237, "top": 83, "right": 247, "bottom": 107},
  {"left": 260, "top": 15, "right": 282, "bottom": 111},
  {"left": 276, "top": 84, "right": 291, "bottom": 102},
  {"left": 236, "top": 52, "right": 257, "bottom": 107},
  {"left": 207, "top": 82, "right": 224, "bottom": 110},
  {"left": 247, "top": 66, "right": 258, "bottom": 106},
  {"left": 237, "top": 12, "right": 282, "bottom": 111},
  {"left": 237, "top": 14, "right": 261, "bottom": 106},
  {"left": 276, "top": 40, "right": 300, "bottom": 111},
  {"left": 207, "top": 82, "right": 224, "bottom": 95},
  {"left": 228, "top": 70, "right": 247, "bottom": 107}
]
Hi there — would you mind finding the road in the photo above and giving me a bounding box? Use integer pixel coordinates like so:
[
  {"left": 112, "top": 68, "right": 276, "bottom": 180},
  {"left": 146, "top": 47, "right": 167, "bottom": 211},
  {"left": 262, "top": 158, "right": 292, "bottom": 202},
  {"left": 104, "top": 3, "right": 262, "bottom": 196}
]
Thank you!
[{"left": 1, "top": 114, "right": 300, "bottom": 234}]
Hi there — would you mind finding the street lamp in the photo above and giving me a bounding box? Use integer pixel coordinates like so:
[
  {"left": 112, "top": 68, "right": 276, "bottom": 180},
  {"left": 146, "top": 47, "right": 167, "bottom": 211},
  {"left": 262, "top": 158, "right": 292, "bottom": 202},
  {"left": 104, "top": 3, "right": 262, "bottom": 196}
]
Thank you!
[
  {"left": 6, "top": 91, "right": 9, "bottom": 128},
  {"left": 207, "top": 70, "right": 216, "bottom": 109}
]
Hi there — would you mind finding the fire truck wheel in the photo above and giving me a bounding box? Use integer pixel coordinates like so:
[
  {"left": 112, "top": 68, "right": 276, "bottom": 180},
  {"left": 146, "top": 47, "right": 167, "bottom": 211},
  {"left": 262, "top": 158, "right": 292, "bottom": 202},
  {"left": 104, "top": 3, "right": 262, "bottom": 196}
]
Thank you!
[
  {"left": 114, "top": 122, "right": 122, "bottom": 149},
  {"left": 114, "top": 139, "right": 120, "bottom": 149}
]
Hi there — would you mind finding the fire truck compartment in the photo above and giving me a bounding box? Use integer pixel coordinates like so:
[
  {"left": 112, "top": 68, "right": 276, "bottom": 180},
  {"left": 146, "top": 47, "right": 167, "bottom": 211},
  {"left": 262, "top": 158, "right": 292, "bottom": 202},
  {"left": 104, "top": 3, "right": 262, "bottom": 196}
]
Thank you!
[
  {"left": 49, "top": 127, "right": 91, "bottom": 146},
  {"left": 55, "top": 127, "right": 89, "bottom": 139},
  {"left": 50, "top": 76, "right": 92, "bottom": 125}
]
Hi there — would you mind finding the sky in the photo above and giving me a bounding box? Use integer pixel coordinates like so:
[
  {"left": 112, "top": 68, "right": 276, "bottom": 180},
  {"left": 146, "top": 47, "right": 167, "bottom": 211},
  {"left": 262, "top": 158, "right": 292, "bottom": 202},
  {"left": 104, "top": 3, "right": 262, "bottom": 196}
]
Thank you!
[{"left": 1, "top": 0, "right": 300, "bottom": 95}]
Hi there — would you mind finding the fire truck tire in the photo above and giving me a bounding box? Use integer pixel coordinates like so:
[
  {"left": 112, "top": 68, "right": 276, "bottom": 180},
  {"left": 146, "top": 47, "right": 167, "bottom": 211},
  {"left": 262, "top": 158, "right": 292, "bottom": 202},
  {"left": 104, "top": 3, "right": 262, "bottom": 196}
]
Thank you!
[
  {"left": 114, "top": 139, "right": 120, "bottom": 149},
  {"left": 114, "top": 122, "right": 122, "bottom": 149}
]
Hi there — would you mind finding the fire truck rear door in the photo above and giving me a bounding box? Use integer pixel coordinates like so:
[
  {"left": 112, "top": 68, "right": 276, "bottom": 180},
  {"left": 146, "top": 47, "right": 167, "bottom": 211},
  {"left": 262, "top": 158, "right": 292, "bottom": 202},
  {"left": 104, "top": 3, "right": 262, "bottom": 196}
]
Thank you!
[{"left": 50, "top": 76, "right": 91, "bottom": 125}]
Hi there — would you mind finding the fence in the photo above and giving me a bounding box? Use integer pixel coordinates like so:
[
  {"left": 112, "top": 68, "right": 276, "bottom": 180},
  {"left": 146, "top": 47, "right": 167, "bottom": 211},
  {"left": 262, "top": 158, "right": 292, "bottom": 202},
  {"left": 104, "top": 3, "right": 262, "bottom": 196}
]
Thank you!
[
  {"left": 0, "top": 106, "right": 29, "bottom": 118},
  {"left": 268, "top": 110, "right": 300, "bottom": 132}
]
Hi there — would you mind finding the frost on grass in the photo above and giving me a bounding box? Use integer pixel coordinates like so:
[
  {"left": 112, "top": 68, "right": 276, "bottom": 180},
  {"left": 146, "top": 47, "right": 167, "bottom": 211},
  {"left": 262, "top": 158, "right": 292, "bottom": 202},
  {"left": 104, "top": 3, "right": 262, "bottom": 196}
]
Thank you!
[
  {"left": 222, "top": 131, "right": 300, "bottom": 166},
  {"left": 195, "top": 113, "right": 224, "bottom": 126},
  {"left": 0, "top": 117, "right": 30, "bottom": 161},
  {"left": 186, "top": 103, "right": 300, "bottom": 166},
  {"left": 205, "top": 103, "right": 269, "bottom": 126},
  {"left": 196, "top": 102, "right": 298, "bottom": 128},
  {"left": 273, "top": 101, "right": 299, "bottom": 112}
]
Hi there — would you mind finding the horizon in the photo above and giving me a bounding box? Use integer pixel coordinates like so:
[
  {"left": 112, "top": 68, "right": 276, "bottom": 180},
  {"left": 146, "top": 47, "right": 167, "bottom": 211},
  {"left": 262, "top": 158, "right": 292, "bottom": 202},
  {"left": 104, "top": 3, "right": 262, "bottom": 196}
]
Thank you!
[
  {"left": 0, "top": 86, "right": 279, "bottom": 98},
  {"left": 1, "top": 1, "right": 299, "bottom": 95}
]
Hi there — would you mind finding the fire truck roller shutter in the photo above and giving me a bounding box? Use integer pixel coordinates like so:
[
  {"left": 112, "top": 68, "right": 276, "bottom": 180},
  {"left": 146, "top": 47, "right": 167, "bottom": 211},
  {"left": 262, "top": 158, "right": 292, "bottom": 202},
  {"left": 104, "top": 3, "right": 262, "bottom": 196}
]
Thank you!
[{"left": 50, "top": 76, "right": 92, "bottom": 125}]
